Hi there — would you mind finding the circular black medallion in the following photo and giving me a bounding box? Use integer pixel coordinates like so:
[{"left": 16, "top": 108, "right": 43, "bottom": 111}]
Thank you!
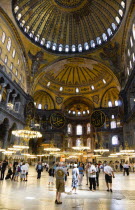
[
  {"left": 90, "top": 110, "right": 105, "bottom": 128},
  {"left": 50, "top": 113, "right": 65, "bottom": 128}
]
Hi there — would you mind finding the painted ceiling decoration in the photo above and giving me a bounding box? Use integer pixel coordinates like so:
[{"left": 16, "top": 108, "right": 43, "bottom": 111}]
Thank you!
[
  {"left": 34, "top": 57, "right": 120, "bottom": 95},
  {"left": 12, "top": 0, "right": 126, "bottom": 54}
]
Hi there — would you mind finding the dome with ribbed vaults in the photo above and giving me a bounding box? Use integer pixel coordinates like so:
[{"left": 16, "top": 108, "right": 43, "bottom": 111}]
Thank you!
[{"left": 12, "top": 0, "right": 126, "bottom": 54}]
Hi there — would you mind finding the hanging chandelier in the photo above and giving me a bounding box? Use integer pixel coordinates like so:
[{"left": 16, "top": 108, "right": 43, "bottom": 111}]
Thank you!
[
  {"left": 72, "top": 146, "right": 90, "bottom": 150},
  {"left": 12, "top": 129, "right": 42, "bottom": 139},
  {"left": 44, "top": 147, "right": 60, "bottom": 152},
  {"left": 94, "top": 149, "right": 109, "bottom": 152},
  {"left": 13, "top": 145, "right": 29, "bottom": 149}
]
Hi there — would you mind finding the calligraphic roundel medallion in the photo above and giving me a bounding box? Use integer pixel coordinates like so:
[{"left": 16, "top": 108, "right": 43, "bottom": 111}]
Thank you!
[
  {"left": 90, "top": 110, "right": 106, "bottom": 128},
  {"left": 50, "top": 113, "right": 65, "bottom": 129}
]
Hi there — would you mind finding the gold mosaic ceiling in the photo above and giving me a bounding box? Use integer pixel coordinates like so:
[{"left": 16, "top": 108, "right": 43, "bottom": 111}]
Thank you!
[
  {"left": 12, "top": 0, "right": 126, "bottom": 54},
  {"left": 34, "top": 57, "right": 120, "bottom": 96}
]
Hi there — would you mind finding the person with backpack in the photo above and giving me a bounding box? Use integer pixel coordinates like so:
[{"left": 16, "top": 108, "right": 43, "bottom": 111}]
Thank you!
[
  {"left": 36, "top": 162, "right": 43, "bottom": 179},
  {"left": 55, "top": 162, "right": 67, "bottom": 204}
]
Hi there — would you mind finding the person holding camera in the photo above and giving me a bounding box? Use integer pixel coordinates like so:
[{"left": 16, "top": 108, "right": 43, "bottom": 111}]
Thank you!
[{"left": 104, "top": 162, "right": 115, "bottom": 192}]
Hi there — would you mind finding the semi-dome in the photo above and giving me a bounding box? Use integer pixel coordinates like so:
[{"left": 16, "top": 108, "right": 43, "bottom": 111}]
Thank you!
[
  {"left": 34, "top": 57, "right": 120, "bottom": 95},
  {"left": 12, "top": 0, "right": 126, "bottom": 54}
]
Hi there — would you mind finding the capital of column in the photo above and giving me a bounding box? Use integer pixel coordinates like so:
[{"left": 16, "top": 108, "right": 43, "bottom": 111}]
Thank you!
[
  {"left": 12, "top": 94, "right": 17, "bottom": 98},
  {"left": 1, "top": 83, "right": 7, "bottom": 88},
  {"left": 7, "top": 89, "right": 12, "bottom": 93}
]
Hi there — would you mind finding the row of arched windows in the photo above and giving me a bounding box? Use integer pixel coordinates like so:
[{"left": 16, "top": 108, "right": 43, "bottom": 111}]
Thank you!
[
  {"left": 126, "top": 22, "right": 135, "bottom": 77},
  {"left": 67, "top": 124, "right": 91, "bottom": 135},
  {"left": 67, "top": 135, "right": 119, "bottom": 148}
]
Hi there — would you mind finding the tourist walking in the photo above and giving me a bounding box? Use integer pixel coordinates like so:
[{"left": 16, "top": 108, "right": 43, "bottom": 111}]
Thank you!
[
  {"left": 88, "top": 162, "right": 96, "bottom": 191},
  {"left": 55, "top": 162, "right": 67, "bottom": 205},
  {"left": 78, "top": 163, "right": 84, "bottom": 186},
  {"left": 71, "top": 164, "right": 79, "bottom": 194},
  {"left": 104, "top": 162, "right": 115, "bottom": 192},
  {"left": 123, "top": 161, "right": 129, "bottom": 176},
  {"left": 36, "top": 162, "right": 43, "bottom": 179}
]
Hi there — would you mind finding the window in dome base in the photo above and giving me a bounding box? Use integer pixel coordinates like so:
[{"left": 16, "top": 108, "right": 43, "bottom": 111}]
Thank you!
[
  {"left": 76, "top": 125, "right": 83, "bottom": 135},
  {"left": 108, "top": 101, "right": 112, "bottom": 107},
  {"left": 112, "top": 135, "right": 119, "bottom": 145}
]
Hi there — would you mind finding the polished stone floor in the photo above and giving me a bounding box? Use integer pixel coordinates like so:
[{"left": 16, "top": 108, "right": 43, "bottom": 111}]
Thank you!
[{"left": 0, "top": 167, "right": 135, "bottom": 210}]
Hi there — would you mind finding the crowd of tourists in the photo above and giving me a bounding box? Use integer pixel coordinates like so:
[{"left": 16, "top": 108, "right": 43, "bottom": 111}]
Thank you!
[{"left": 0, "top": 159, "right": 133, "bottom": 205}]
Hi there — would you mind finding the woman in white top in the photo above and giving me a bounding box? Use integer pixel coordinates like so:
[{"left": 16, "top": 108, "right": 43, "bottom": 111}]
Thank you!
[{"left": 71, "top": 164, "right": 79, "bottom": 194}]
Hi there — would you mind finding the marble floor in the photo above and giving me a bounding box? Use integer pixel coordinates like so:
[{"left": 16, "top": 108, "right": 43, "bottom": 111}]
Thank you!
[{"left": 0, "top": 167, "right": 135, "bottom": 210}]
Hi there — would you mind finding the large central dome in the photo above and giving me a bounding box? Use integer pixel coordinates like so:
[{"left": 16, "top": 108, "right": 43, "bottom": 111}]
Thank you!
[{"left": 12, "top": 0, "right": 126, "bottom": 54}]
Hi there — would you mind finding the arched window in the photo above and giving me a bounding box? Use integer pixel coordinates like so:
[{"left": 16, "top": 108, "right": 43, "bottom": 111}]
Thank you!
[
  {"left": 112, "top": 23, "right": 117, "bottom": 31},
  {"left": 4, "top": 55, "right": 8, "bottom": 64},
  {"left": 15, "top": 69, "right": 18, "bottom": 76},
  {"left": 133, "top": 24, "right": 135, "bottom": 40},
  {"left": 130, "top": 36, "right": 133, "bottom": 48},
  {"left": 84, "top": 42, "right": 89, "bottom": 50},
  {"left": 76, "top": 125, "right": 83, "bottom": 135},
  {"left": 115, "top": 100, "right": 119, "bottom": 106},
  {"left": 68, "top": 138, "right": 72, "bottom": 148},
  {"left": 133, "top": 53, "right": 135, "bottom": 62},
  {"left": 96, "top": 37, "right": 102, "bottom": 45},
  {"left": 72, "top": 45, "right": 76, "bottom": 52},
  {"left": 90, "top": 40, "right": 95, "bottom": 48},
  {"left": 76, "top": 88, "right": 80, "bottom": 93},
  {"left": 40, "top": 38, "right": 45, "bottom": 45},
  {"left": 38, "top": 104, "right": 42, "bottom": 109},
  {"left": 107, "top": 28, "right": 112, "bottom": 36},
  {"left": 0, "top": 47, "right": 2, "bottom": 56},
  {"left": 2, "top": 32, "right": 6, "bottom": 43},
  {"left": 130, "top": 60, "right": 133, "bottom": 69},
  {"left": 76, "top": 138, "right": 81, "bottom": 147},
  {"left": 128, "top": 49, "right": 130, "bottom": 57},
  {"left": 87, "top": 138, "right": 91, "bottom": 148},
  {"left": 46, "top": 41, "right": 51, "bottom": 49},
  {"left": 12, "top": 49, "right": 16, "bottom": 58},
  {"left": 102, "top": 33, "right": 107, "bottom": 41},
  {"left": 52, "top": 43, "right": 57, "bottom": 51},
  {"left": 59, "top": 44, "right": 63, "bottom": 52},
  {"left": 108, "top": 101, "right": 112, "bottom": 107},
  {"left": 65, "top": 45, "right": 69, "bottom": 52},
  {"left": 67, "top": 124, "right": 72, "bottom": 134},
  {"left": 7, "top": 37, "right": 11, "bottom": 51},
  {"left": 87, "top": 123, "right": 91, "bottom": 134},
  {"left": 111, "top": 121, "right": 117, "bottom": 129},
  {"left": 78, "top": 44, "right": 82, "bottom": 52},
  {"left": 112, "top": 135, "right": 119, "bottom": 145},
  {"left": 119, "top": 9, "right": 123, "bottom": 17},
  {"left": 10, "top": 63, "right": 13, "bottom": 70},
  {"left": 115, "top": 16, "right": 120, "bottom": 24}
]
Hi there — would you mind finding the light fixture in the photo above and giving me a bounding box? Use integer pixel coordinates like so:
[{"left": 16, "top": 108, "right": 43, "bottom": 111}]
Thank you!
[
  {"left": 93, "top": 155, "right": 101, "bottom": 157},
  {"left": 7, "top": 103, "right": 14, "bottom": 110},
  {"left": 2, "top": 151, "right": 15, "bottom": 154},
  {"left": 0, "top": 149, "right": 6, "bottom": 152},
  {"left": 120, "top": 150, "right": 134, "bottom": 153},
  {"left": 108, "top": 155, "right": 118, "bottom": 158},
  {"left": 13, "top": 145, "right": 29, "bottom": 149},
  {"left": 8, "top": 148, "right": 21, "bottom": 151},
  {"left": 72, "top": 146, "right": 90, "bottom": 150},
  {"left": 12, "top": 130, "right": 42, "bottom": 139},
  {"left": 94, "top": 149, "right": 109, "bottom": 152},
  {"left": 44, "top": 147, "right": 60, "bottom": 152}
]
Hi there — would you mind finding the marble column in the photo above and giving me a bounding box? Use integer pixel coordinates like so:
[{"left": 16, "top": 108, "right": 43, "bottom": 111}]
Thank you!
[
  {"left": 3, "top": 124, "right": 10, "bottom": 149},
  {"left": 6, "top": 89, "right": 12, "bottom": 104},
  {"left": 0, "top": 83, "right": 7, "bottom": 102}
]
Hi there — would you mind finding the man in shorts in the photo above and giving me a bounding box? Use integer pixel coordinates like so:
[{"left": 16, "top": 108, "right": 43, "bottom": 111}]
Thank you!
[
  {"left": 104, "top": 162, "right": 115, "bottom": 192},
  {"left": 55, "top": 162, "right": 67, "bottom": 204}
]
